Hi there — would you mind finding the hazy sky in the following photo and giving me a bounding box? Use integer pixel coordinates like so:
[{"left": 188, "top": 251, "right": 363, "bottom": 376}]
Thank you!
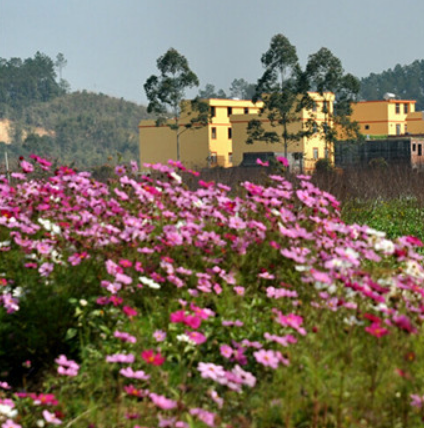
[{"left": 2, "top": 0, "right": 424, "bottom": 105}]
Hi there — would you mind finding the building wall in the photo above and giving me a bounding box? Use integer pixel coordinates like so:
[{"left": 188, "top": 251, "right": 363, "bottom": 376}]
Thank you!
[
  {"left": 139, "top": 99, "right": 262, "bottom": 169},
  {"left": 406, "top": 111, "right": 424, "bottom": 135},
  {"left": 351, "top": 100, "right": 416, "bottom": 136},
  {"left": 139, "top": 120, "right": 210, "bottom": 169}
]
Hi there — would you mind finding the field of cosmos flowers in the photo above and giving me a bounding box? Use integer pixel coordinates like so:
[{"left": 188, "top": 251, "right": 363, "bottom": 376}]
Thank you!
[{"left": 1, "top": 155, "right": 424, "bottom": 427}]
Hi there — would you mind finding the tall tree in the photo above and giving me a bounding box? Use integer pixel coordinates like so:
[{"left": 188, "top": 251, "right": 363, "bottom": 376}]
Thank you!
[
  {"left": 144, "top": 48, "right": 205, "bottom": 161},
  {"left": 247, "top": 34, "right": 312, "bottom": 159},
  {"left": 305, "top": 47, "right": 361, "bottom": 155},
  {"left": 55, "top": 53, "right": 67, "bottom": 80}
]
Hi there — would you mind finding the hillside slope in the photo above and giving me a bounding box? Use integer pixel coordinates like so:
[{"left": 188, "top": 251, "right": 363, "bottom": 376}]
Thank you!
[{"left": 1, "top": 90, "right": 154, "bottom": 171}]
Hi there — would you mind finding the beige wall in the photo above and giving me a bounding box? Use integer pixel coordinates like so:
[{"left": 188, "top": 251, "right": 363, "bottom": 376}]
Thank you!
[{"left": 139, "top": 120, "right": 210, "bottom": 169}]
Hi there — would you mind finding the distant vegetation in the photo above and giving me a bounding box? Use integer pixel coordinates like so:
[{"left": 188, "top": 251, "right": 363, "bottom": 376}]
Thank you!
[
  {"left": 0, "top": 52, "right": 153, "bottom": 172},
  {"left": 1, "top": 51, "right": 424, "bottom": 175},
  {"left": 360, "top": 60, "right": 424, "bottom": 110}
]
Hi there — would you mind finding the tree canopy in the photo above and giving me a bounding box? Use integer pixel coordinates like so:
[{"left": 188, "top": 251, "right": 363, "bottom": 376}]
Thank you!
[
  {"left": 0, "top": 52, "right": 65, "bottom": 117},
  {"left": 360, "top": 60, "right": 424, "bottom": 110},
  {"left": 247, "top": 34, "right": 312, "bottom": 158},
  {"left": 144, "top": 48, "right": 208, "bottom": 161}
]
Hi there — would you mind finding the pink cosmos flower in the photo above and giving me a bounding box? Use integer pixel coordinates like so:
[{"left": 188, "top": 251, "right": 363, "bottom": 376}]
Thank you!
[
  {"left": 209, "top": 390, "right": 224, "bottom": 408},
  {"left": 39, "top": 262, "right": 54, "bottom": 277},
  {"left": 20, "top": 160, "right": 34, "bottom": 173},
  {"left": 233, "top": 286, "right": 245, "bottom": 296},
  {"left": 30, "top": 393, "right": 58, "bottom": 406},
  {"left": 393, "top": 314, "right": 417, "bottom": 334},
  {"left": 190, "top": 408, "right": 216, "bottom": 427},
  {"left": 220, "top": 344, "right": 233, "bottom": 359},
  {"left": 123, "top": 306, "right": 138, "bottom": 318},
  {"left": 276, "top": 156, "right": 289, "bottom": 167},
  {"left": 120, "top": 367, "right": 150, "bottom": 380},
  {"left": 258, "top": 271, "right": 275, "bottom": 280},
  {"left": 274, "top": 311, "right": 307, "bottom": 335},
  {"left": 114, "top": 330, "right": 137, "bottom": 343},
  {"left": 186, "top": 331, "right": 207, "bottom": 345},
  {"left": 152, "top": 330, "right": 166, "bottom": 342},
  {"left": 228, "top": 216, "right": 247, "bottom": 230},
  {"left": 2, "top": 420, "right": 22, "bottom": 428},
  {"left": 183, "top": 314, "right": 202, "bottom": 329},
  {"left": 123, "top": 384, "right": 148, "bottom": 397},
  {"left": 411, "top": 394, "right": 424, "bottom": 408},
  {"left": 141, "top": 349, "right": 165, "bottom": 366},
  {"left": 55, "top": 354, "right": 79, "bottom": 369},
  {"left": 0, "top": 382, "right": 10, "bottom": 390},
  {"left": 115, "top": 273, "right": 133, "bottom": 285},
  {"left": 149, "top": 393, "right": 177, "bottom": 410},
  {"left": 197, "top": 362, "right": 226, "bottom": 381},
  {"left": 256, "top": 158, "right": 269, "bottom": 167},
  {"left": 105, "top": 353, "right": 135, "bottom": 364},
  {"left": 42, "top": 409, "right": 62, "bottom": 425},
  {"left": 365, "top": 323, "right": 389, "bottom": 338},
  {"left": 254, "top": 349, "right": 283, "bottom": 369},
  {"left": 170, "top": 310, "right": 186, "bottom": 323},
  {"left": 115, "top": 165, "right": 126, "bottom": 176}
]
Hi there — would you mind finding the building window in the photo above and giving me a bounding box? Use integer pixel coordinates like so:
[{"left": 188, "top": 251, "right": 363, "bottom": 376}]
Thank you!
[
  {"left": 419, "top": 144, "right": 422, "bottom": 156},
  {"left": 312, "top": 101, "right": 317, "bottom": 112},
  {"left": 228, "top": 152, "right": 233, "bottom": 163},
  {"left": 322, "top": 101, "right": 328, "bottom": 113},
  {"left": 227, "top": 107, "right": 232, "bottom": 116},
  {"left": 210, "top": 106, "right": 216, "bottom": 117},
  {"left": 211, "top": 127, "right": 217, "bottom": 139},
  {"left": 396, "top": 124, "right": 401, "bottom": 135},
  {"left": 395, "top": 103, "right": 400, "bottom": 114},
  {"left": 365, "top": 125, "right": 370, "bottom": 130},
  {"left": 313, "top": 148, "right": 319, "bottom": 159},
  {"left": 210, "top": 152, "right": 218, "bottom": 164},
  {"left": 404, "top": 103, "right": 408, "bottom": 114},
  {"left": 413, "top": 143, "right": 417, "bottom": 152},
  {"left": 244, "top": 107, "right": 249, "bottom": 114},
  {"left": 228, "top": 127, "right": 232, "bottom": 139}
]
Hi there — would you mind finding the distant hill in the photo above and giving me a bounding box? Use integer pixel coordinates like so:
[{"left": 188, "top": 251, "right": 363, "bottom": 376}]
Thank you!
[
  {"left": 0, "top": 52, "right": 154, "bottom": 173},
  {"left": 360, "top": 60, "right": 424, "bottom": 110},
  {"left": 1, "top": 90, "right": 153, "bottom": 172}
]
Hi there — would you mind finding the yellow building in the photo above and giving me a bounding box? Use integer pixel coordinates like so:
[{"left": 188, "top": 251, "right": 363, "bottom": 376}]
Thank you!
[
  {"left": 139, "top": 93, "right": 334, "bottom": 171},
  {"left": 350, "top": 99, "right": 416, "bottom": 137},
  {"left": 406, "top": 111, "right": 424, "bottom": 135},
  {"left": 231, "top": 92, "right": 335, "bottom": 171},
  {"left": 138, "top": 98, "right": 261, "bottom": 170}
]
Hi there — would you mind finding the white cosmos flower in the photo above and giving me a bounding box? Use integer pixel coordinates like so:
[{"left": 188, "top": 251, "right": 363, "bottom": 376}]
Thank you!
[
  {"left": 0, "top": 403, "right": 18, "bottom": 418},
  {"left": 139, "top": 276, "right": 161, "bottom": 289}
]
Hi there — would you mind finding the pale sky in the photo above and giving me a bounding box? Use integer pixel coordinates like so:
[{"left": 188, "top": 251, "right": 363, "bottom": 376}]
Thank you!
[{"left": 1, "top": 0, "right": 424, "bottom": 105}]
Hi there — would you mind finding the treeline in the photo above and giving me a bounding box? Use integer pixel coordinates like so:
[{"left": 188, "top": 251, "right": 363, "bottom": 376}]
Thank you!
[
  {"left": 0, "top": 52, "right": 153, "bottom": 174},
  {"left": 360, "top": 60, "right": 424, "bottom": 110},
  {"left": 203, "top": 61, "right": 424, "bottom": 112},
  {"left": 0, "top": 52, "right": 65, "bottom": 117}
]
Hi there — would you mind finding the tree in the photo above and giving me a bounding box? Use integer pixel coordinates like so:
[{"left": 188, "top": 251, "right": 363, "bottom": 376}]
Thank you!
[
  {"left": 305, "top": 47, "right": 361, "bottom": 156},
  {"left": 229, "top": 78, "right": 256, "bottom": 100},
  {"left": 144, "top": 48, "right": 205, "bottom": 161},
  {"left": 198, "top": 83, "right": 227, "bottom": 99},
  {"left": 247, "top": 34, "right": 312, "bottom": 159},
  {"left": 55, "top": 53, "right": 67, "bottom": 80}
]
